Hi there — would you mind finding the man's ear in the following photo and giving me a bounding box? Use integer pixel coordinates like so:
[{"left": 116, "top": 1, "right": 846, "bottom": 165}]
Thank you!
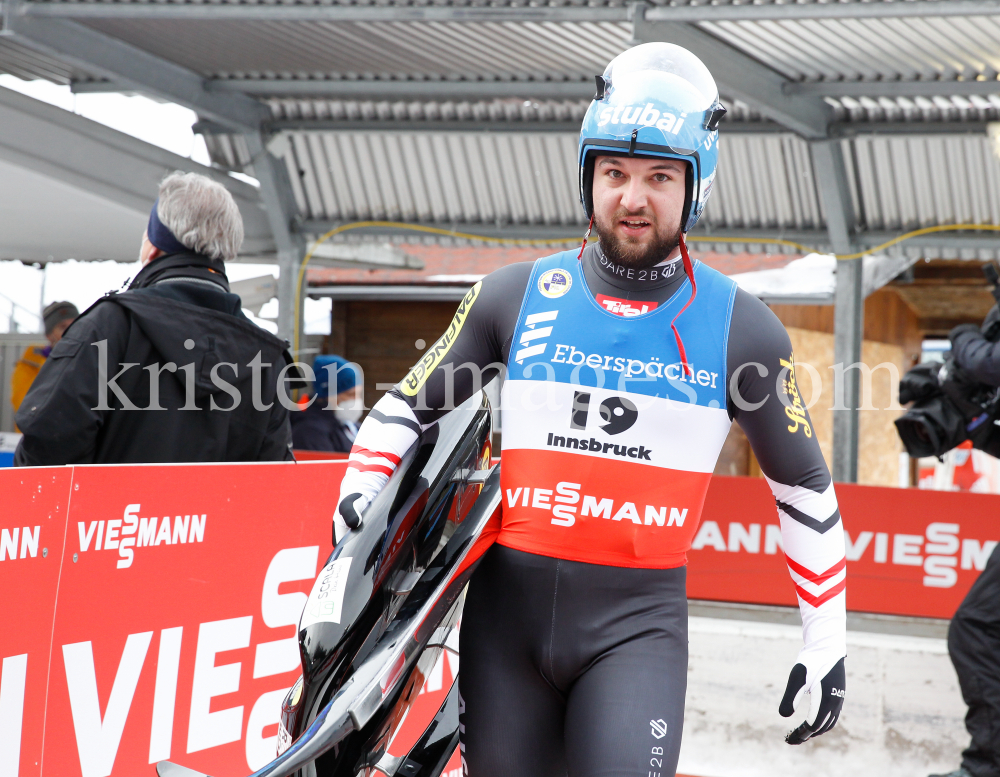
[{"left": 143, "top": 244, "right": 164, "bottom": 266}]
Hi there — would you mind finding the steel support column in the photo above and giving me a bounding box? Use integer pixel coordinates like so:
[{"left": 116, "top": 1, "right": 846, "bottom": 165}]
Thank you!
[
  {"left": 243, "top": 132, "right": 305, "bottom": 348},
  {"left": 810, "top": 140, "right": 861, "bottom": 483}
]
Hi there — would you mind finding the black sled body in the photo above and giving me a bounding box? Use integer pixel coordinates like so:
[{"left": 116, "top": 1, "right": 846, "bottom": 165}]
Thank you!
[{"left": 158, "top": 391, "right": 500, "bottom": 777}]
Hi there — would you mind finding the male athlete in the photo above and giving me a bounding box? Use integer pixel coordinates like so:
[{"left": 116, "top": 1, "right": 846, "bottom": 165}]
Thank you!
[{"left": 334, "top": 43, "right": 847, "bottom": 777}]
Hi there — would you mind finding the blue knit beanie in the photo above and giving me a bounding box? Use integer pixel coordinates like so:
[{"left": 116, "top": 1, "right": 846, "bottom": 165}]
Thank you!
[{"left": 313, "top": 355, "right": 357, "bottom": 398}]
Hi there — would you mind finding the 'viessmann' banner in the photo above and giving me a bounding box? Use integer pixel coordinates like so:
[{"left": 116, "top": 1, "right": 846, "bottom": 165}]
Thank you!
[
  {"left": 688, "top": 477, "right": 999, "bottom": 618},
  {"left": 2, "top": 465, "right": 998, "bottom": 777}
]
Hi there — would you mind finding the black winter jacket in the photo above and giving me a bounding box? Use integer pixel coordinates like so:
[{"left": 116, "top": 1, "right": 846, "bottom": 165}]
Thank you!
[
  {"left": 14, "top": 253, "right": 295, "bottom": 465},
  {"left": 290, "top": 401, "right": 357, "bottom": 453},
  {"left": 951, "top": 303, "right": 1000, "bottom": 387}
]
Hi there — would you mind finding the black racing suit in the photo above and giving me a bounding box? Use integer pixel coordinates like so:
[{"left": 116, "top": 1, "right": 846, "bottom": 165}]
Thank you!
[{"left": 342, "top": 243, "right": 844, "bottom": 777}]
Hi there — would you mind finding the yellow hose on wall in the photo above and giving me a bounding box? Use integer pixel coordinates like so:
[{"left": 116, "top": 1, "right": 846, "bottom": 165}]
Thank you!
[{"left": 292, "top": 221, "right": 1000, "bottom": 358}]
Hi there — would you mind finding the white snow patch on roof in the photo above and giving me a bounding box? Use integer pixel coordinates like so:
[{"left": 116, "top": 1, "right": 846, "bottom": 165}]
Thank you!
[{"left": 729, "top": 253, "right": 836, "bottom": 300}]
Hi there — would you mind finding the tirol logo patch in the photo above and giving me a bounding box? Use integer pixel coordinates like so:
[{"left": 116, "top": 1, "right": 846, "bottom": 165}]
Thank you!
[
  {"left": 596, "top": 294, "right": 658, "bottom": 317},
  {"left": 538, "top": 268, "right": 573, "bottom": 298}
]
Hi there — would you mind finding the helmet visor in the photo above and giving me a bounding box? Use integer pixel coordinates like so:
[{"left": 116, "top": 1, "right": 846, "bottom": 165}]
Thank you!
[{"left": 604, "top": 43, "right": 718, "bottom": 114}]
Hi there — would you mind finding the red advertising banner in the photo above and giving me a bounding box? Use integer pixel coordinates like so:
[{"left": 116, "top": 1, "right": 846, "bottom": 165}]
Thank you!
[
  {"left": 2, "top": 461, "right": 346, "bottom": 777},
  {"left": 689, "top": 477, "right": 1000, "bottom": 619},
  {"left": 3, "top": 465, "right": 999, "bottom": 777}
]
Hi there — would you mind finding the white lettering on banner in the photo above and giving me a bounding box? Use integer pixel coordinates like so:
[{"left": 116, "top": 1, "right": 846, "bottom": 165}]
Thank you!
[
  {"left": 172, "top": 516, "right": 190, "bottom": 545},
  {"left": 924, "top": 556, "right": 958, "bottom": 589},
  {"left": 924, "top": 523, "right": 960, "bottom": 588},
  {"left": 187, "top": 616, "right": 253, "bottom": 754},
  {"left": 764, "top": 525, "right": 782, "bottom": 555},
  {"left": 149, "top": 627, "right": 183, "bottom": 764},
  {"left": 76, "top": 506, "right": 208, "bottom": 569},
  {"left": 245, "top": 688, "right": 291, "bottom": 771},
  {"left": 299, "top": 557, "right": 353, "bottom": 630},
  {"left": 0, "top": 526, "right": 39, "bottom": 561},
  {"left": 845, "top": 531, "right": 873, "bottom": 561},
  {"left": 80, "top": 521, "right": 99, "bottom": 552},
  {"left": 962, "top": 539, "right": 998, "bottom": 571},
  {"left": 0, "top": 528, "right": 16, "bottom": 561},
  {"left": 118, "top": 505, "right": 139, "bottom": 569},
  {"left": 138, "top": 517, "right": 156, "bottom": 547},
  {"left": 692, "top": 520, "right": 726, "bottom": 552},
  {"left": 894, "top": 534, "right": 924, "bottom": 566},
  {"left": 189, "top": 514, "right": 206, "bottom": 543},
  {"left": 254, "top": 547, "right": 320, "bottom": 679},
  {"left": 105, "top": 519, "right": 121, "bottom": 551},
  {"left": 63, "top": 632, "right": 153, "bottom": 777},
  {"left": 874, "top": 532, "right": 889, "bottom": 563},
  {"left": 712, "top": 522, "right": 999, "bottom": 589},
  {"left": 0, "top": 654, "right": 28, "bottom": 777},
  {"left": 728, "top": 523, "right": 760, "bottom": 553}
]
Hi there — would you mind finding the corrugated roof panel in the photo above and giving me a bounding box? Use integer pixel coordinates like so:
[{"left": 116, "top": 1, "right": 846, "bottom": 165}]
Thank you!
[
  {"left": 83, "top": 18, "right": 631, "bottom": 80},
  {"left": 306, "top": 133, "right": 339, "bottom": 217},
  {"left": 699, "top": 15, "right": 1000, "bottom": 83},
  {"left": 207, "top": 127, "right": 1000, "bottom": 258},
  {"left": 0, "top": 39, "right": 82, "bottom": 83}
]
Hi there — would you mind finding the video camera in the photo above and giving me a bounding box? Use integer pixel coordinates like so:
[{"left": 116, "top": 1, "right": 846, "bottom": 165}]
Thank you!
[{"left": 895, "top": 262, "right": 1000, "bottom": 459}]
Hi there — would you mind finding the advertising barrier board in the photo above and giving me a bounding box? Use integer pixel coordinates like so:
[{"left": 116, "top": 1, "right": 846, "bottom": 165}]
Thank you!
[
  {"left": 688, "top": 477, "right": 999, "bottom": 619},
  {"left": 2, "top": 464, "right": 997, "bottom": 777}
]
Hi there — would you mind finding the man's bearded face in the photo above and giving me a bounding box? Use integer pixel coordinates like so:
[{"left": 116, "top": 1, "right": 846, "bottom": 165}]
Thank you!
[{"left": 590, "top": 155, "right": 687, "bottom": 270}]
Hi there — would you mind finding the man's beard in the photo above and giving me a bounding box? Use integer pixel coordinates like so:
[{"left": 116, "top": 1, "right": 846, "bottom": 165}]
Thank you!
[{"left": 594, "top": 208, "right": 682, "bottom": 270}]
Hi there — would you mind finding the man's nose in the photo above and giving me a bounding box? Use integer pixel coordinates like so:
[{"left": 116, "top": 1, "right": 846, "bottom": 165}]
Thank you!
[{"left": 619, "top": 177, "right": 648, "bottom": 213}]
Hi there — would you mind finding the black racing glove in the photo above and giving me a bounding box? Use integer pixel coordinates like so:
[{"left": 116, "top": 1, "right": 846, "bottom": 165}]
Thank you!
[
  {"left": 779, "top": 657, "right": 845, "bottom": 745},
  {"left": 333, "top": 492, "right": 365, "bottom": 544}
]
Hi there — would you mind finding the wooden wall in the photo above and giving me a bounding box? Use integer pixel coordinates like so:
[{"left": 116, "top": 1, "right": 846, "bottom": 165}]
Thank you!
[
  {"left": 326, "top": 300, "right": 459, "bottom": 409},
  {"left": 771, "top": 288, "right": 923, "bottom": 369},
  {"left": 719, "top": 289, "right": 921, "bottom": 485}
]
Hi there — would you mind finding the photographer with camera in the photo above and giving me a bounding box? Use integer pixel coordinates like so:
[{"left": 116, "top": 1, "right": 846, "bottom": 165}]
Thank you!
[
  {"left": 928, "top": 303, "right": 1000, "bottom": 777},
  {"left": 897, "top": 271, "right": 1000, "bottom": 777}
]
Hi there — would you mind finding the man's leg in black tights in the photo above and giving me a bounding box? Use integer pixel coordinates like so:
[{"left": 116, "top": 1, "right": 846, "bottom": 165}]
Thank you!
[
  {"left": 563, "top": 630, "right": 687, "bottom": 777},
  {"left": 458, "top": 546, "right": 568, "bottom": 777}
]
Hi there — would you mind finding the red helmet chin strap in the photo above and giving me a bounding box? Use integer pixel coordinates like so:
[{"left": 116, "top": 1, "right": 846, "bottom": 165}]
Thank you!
[
  {"left": 669, "top": 233, "right": 697, "bottom": 377},
  {"left": 577, "top": 214, "right": 595, "bottom": 261},
  {"left": 579, "top": 222, "right": 695, "bottom": 378}
]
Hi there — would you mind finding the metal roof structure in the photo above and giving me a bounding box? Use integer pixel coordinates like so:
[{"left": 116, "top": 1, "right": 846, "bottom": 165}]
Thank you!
[
  {"left": 0, "top": 83, "right": 274, "bottom": 261},
  {"left": 4, "top": 0, "right": 1000, "bottom": 479}
]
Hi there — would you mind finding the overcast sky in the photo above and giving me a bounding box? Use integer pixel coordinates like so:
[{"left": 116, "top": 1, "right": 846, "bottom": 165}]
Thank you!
[{"left": 0, "top": 77, "right": 329, "bottom": 336}]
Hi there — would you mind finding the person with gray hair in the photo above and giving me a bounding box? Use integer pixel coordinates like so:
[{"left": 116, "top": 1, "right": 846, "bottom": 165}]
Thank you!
[{"left": 14, "top": 171, "right": 297, "bottom": 465}]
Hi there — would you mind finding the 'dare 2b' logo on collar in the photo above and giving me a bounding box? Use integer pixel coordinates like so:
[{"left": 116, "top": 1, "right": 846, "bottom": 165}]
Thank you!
[{"left": 538, "top": 268, "right": 573, "bottom": 299}]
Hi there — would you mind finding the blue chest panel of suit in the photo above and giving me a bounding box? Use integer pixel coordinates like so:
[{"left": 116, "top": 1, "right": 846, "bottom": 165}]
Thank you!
[{"left": 506, "top": 249, "right": 737, "bottom": 407}]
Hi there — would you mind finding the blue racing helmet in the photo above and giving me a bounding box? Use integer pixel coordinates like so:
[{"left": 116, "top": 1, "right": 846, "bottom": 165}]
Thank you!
[{"left": 579, "top": 42, "right": 726, "bottom": 232}]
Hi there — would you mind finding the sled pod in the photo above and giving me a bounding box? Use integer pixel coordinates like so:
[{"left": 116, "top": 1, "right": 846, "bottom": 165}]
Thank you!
[{"left": 157, "top": 390, "right": 499, "bottom": 777}]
